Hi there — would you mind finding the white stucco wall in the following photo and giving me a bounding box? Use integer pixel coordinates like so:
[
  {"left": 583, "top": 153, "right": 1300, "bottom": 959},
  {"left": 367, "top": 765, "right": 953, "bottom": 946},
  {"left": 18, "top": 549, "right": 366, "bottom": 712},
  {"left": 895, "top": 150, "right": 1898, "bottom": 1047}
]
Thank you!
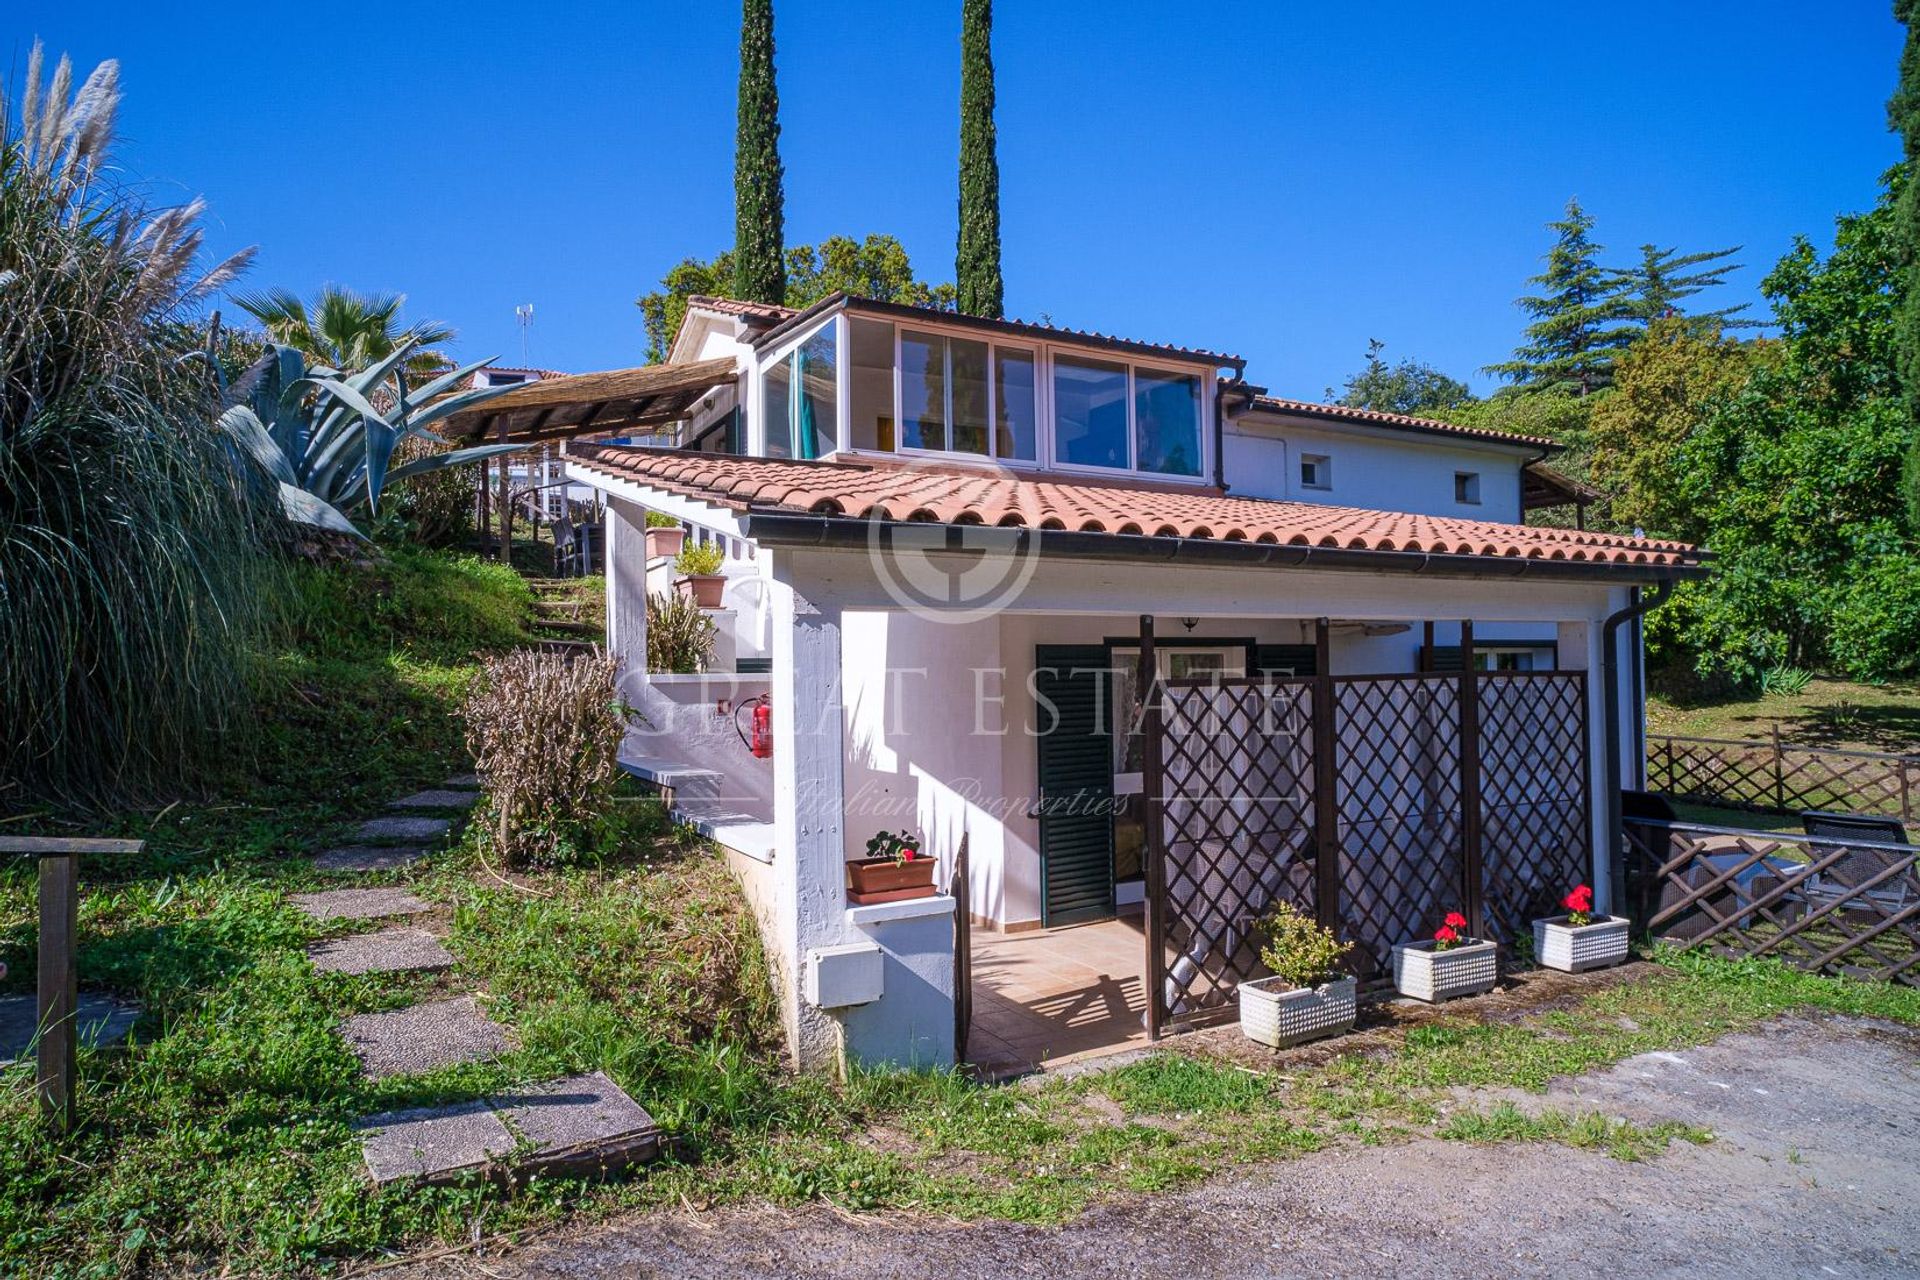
[{"left": 1223, "top": 415, "right": 1534, "bottom": 523}]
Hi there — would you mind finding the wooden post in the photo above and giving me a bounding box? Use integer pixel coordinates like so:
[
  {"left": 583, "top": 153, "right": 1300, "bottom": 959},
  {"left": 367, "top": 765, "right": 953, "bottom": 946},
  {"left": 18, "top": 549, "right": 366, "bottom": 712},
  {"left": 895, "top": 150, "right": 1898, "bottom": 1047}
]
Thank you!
[
  {"left": 1421, "top": 621, "right": 1435, "bottom": 672},
  {"left": 1139, "top": 614, "right": 1166, "bottom": 1040},
  {"left": 1311, "top": 618, "right": 1341, "bottom": 934},
  {"left": 1771, "top": 723, "right": 1786, "bottom": 811},
  {"left": 1458, "top": 620, "right": 1486, "bottom": 938},
  {"left": 37, "top": 853, "right": 78, "bottom": 1130}
]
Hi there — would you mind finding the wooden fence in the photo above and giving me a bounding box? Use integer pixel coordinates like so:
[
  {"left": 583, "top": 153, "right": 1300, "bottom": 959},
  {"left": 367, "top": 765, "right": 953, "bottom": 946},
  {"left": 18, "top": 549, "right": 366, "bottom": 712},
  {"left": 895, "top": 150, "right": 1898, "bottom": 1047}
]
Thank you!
[
  {"left": 1622, "top": 819, "right": 1919, "bottom": 986},
  {"left": 1645, "top": 731, "right": 1920, "bottom": 822}
]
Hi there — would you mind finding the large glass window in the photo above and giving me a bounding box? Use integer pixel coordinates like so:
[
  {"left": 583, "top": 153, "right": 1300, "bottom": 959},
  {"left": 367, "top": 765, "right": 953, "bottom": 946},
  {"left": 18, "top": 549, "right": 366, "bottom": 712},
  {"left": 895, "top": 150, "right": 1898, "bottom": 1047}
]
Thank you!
[
  {"left": 848, "top": 317, "right": 895, "bottom": 451},
  {"left": 995, "top": 347, "right": 1037, "bottom": 461},
  {"left": 949, "top": 338, "right": 991, "bottom": 455},
  {"left": 795, "top": 328, "right": 837, "bottom": 460},
  {"left": 1053, "top": 355, "right": 1130, "bottom": 469},
  {"left": 763, "top": 357, "right": 792, "bottom": 459},
  {"left": 1134, "top": 368, "right": 1202, "bottom": 477},
  {"left": 900, "top": 330, "right": 946, "bottom": 451}
]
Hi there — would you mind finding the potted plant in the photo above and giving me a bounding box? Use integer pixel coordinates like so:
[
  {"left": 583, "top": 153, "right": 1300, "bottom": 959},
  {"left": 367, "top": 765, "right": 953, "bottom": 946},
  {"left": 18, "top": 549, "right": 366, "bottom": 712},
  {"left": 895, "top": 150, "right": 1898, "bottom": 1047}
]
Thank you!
[
  {"left": 643, "top": 510, "right": 685, "bottom": 561},
  {"left": 1239, "top": 901, "right": 1355, "bottom": 1048},
  {"left": 674, "top": 540, "right": 727, "bottom": 608},
  {"left": 846, "top": 830, "right": 938, "bottom": 904},
  {"left": 1533, "top": 883, "right": 1630, "bottom": 973},
  {"left": 1392, "top": 910, "right": 1499, "bottom": 1002}
]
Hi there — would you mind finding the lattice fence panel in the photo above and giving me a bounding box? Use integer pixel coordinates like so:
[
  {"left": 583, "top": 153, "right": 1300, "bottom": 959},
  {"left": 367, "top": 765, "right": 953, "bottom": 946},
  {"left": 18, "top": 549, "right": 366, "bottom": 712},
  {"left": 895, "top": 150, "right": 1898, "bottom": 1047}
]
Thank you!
[
  {"left": 1332, "top": 675, "right": 1464, "bottom": 977},
  {"left": 1478, "top": 672, "right": 1591, "bottom": 945},
  {"left": 1624, "top": 820, "right": 1920, "bottom": 986},
  {"left": 1647, "top": 735, "right": 1917, "bottom": 821},
  {"left": 1157, "top": 679, "right": 1318, "bottom": 1020}
]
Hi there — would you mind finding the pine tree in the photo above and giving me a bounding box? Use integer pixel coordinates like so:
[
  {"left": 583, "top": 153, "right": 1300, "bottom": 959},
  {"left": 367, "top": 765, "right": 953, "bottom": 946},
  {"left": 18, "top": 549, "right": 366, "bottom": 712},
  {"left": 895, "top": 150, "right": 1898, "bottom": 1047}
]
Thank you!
[
  {"left": 733, "top": 0, "right": 786, "bottom": 305},
  {"left": 1616, "top": 243, "right": 1755, "bottom": 330},
  {"left": 956, "top": 0, "right": 1004, "bottom": 318},
  {"left": 1892, "top": 0, "right": 1920, "bottom": 530},
  {"left": 1485, "top": 198, "right": 1637, "bottom": 396}
]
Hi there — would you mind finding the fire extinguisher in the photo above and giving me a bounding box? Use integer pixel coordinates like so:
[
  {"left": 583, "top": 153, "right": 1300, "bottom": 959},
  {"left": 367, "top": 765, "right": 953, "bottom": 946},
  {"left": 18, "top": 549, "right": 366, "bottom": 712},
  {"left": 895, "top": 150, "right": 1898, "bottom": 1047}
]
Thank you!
[{"left": 734, "top": 693, "right": 773, "bottom": 758}]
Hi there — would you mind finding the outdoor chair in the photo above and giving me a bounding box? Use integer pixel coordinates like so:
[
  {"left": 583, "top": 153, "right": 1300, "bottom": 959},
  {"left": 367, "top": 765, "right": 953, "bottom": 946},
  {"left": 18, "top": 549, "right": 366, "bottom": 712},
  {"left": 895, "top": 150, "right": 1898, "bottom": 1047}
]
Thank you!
[{"left": 1799, "top": 809, "right": 1916, "bottom": 916}]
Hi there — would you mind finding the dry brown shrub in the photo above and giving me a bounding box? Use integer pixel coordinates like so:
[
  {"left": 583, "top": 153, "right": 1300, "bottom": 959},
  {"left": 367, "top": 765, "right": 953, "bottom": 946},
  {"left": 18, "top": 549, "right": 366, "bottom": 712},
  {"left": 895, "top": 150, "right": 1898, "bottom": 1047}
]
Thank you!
[{"left": 461, "top": 646, "right": 638, "bottom": 866}]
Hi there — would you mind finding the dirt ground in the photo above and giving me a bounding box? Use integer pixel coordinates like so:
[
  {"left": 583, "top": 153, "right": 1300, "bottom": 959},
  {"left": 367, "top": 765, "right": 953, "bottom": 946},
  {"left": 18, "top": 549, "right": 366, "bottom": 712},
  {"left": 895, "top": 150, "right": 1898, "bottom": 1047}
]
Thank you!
[{"left": 387, "top": 1013, "right": 1919, "bottom": 1279}]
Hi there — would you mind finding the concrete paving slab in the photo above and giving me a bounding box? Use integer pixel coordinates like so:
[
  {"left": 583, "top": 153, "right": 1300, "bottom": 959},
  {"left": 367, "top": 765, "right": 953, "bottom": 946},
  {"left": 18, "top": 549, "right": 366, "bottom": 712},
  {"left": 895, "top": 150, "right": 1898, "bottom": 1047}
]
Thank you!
[
  {"left": 356, "top": 1099, "right": 514, "bottom": 1185},
  {"left": 308, "top": 928, "right": 454, "bottom": 976},
  {"left": 353, "top": 815, "right": 453, "bottom": 844},
  {"left": 492, "top": 1071, "right": 662, "bottom": 1173},
  {"left": 289, "top": 887, "right": 431, "bottom": 922},
  {"left": 0, "top": 994, "right": 140, "bottom": 1066},
  {"left": 341, "top": 996, "right": 513, "bottom": 1079},
  {"left": 313, "top": 845, "right": 427, "bottom": 873},
  {"left": 389, "top": 789, "right": 479, "bottom": 812},
  {"left": 444, "top": 773, "right": 480, "bottom": 788}
]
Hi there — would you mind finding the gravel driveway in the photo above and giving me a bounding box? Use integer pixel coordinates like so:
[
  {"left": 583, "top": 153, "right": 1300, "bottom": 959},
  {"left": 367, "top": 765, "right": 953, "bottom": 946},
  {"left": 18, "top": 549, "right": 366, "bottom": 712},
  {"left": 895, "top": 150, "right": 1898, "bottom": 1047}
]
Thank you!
[{"left": 392, "top": 1015, "right": 1919, "bottom": 1279}]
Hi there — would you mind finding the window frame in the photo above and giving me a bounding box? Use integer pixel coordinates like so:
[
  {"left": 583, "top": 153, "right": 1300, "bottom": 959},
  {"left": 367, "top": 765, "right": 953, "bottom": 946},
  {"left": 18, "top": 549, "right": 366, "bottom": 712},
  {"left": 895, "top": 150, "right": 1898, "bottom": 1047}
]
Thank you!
[
  {"left": 1299, "top": 452, "right": 1332, "bottom": 491},
  {"left": 1454, "top": 470, "right": 1482, "bottom": 505}
]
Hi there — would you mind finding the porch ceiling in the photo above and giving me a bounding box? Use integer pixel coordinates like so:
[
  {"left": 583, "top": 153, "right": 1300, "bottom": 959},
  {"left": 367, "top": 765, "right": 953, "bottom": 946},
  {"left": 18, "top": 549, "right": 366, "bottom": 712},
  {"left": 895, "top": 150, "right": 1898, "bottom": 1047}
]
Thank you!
[
  {"left": 446, "top": 357, "right": 737, "bottom": 444},
  {"left": 565, "top": 444, "right": 1706, "bottom": 579}
]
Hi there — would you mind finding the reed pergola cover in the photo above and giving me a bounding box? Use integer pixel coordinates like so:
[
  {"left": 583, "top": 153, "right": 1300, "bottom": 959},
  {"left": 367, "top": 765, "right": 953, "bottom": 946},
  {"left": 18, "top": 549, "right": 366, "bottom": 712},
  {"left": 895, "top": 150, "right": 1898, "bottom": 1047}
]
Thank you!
[{"left": 446, "top": 358, "right": 738, "bottom": 444}]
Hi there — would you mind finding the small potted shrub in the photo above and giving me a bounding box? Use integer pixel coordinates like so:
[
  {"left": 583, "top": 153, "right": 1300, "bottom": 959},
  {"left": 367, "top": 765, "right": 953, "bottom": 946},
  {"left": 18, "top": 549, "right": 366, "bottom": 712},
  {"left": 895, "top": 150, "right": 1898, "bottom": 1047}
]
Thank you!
[
  {"left": 1239, "top": 901, "right": 1355, "bottom": 1048},
  {"left": 846, "top": 830, "right": 937, "bottom": 904},
  {"left": 1533, "top": 883, "right": 1630, "bottom": 973},
  {"left": 643, "top": 510, "right": 685, "bottom": 561},
  {"left": 674, "top": 540, "right": 727, "bottom": 608},
  {"left": 1392, "top": 910, "right": 1499, "bottom": 1002}
]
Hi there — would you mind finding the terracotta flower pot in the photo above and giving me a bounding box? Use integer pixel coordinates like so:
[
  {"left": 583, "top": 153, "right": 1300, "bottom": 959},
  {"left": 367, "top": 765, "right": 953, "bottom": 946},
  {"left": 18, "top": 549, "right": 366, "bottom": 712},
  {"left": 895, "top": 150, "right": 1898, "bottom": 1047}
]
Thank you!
[
  {"left": 1392, "top": 937, "right": 1498, "bottom": 1002},
  {"left": 645, "top": 526, "right": 686, "bottom": 560},
  {"left": 1532, "top": 915, "right": 1630, "bottom": 972},
  {"left": 1238, "top": 974, "right": 1356, "bottom": 1048},
  {"left": 846, "top": 855, "right": 937, "bottom": 904},
  {"left": 678, "top": 573, "right": 726, "bottom": 608}
]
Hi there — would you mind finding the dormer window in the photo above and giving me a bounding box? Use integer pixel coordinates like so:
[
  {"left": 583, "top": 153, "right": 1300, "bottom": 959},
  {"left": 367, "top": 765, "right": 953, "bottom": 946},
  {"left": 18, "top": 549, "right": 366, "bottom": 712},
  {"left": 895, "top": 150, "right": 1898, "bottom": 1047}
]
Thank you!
[
  {"left": 1454, "top": 471, "right": 1481, "bottom": 505},
  {"left": 1300, "top": 453, "right": 1331, "bottom": 491}
]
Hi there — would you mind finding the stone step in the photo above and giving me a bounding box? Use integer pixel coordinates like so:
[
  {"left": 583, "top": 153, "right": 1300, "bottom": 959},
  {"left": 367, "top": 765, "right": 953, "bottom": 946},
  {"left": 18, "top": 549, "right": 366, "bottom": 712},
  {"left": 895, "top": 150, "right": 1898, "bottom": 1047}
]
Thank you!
[
  {"left": 444, "top": 773, "right": 479, "bottom": 789},
  {"left": 309, "top": 927, "right": 454, "bottom": 976},
  {"left": 355, "top": 1071, "right": 660, "bottom": 1185},
  {"left": 352, "top": 815, "right": 453, "bottom": 845},
  {"left": 289, "top": 887, "right": 431, "bottom": 922},
  {"left": 529, "top": 618, "right": 600, "bottom": 636},
  {"left": 340, "top": 996, "right": 513, "bottom": 1080},
  {"left": 0, "top": 994, "right": 140, "bottom": 1066},
  {"left": 388, "top": 789, "right": 479, "bottom": 812},
  {"left": 313, "top": 845, "right": 428, "bottom": 873}
]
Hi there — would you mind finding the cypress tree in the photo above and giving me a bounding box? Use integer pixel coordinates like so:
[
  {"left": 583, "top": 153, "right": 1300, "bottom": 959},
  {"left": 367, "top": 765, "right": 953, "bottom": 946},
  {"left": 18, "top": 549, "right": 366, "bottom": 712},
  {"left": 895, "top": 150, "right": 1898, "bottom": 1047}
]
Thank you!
[
  {"left": 1891, "top": 0, "right": 1920, "bottom": 528},
  {"left": 733, "top": 0, "right": 786, "bottom": 305},
  {"left": 1485, "top": 198, "right": 1637, "bottom": 395},
  {"left": 956, "top": 0, "right": 1004, "bottom": 318}
]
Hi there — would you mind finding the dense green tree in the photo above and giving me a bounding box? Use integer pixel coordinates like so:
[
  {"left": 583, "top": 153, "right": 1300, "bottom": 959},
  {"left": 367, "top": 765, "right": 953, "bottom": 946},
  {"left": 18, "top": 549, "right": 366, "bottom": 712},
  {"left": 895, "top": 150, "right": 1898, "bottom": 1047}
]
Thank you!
[
  {"left": 232, "top": 285, "right": 455, "bottom": 375},
  {"left": 1588, "top": 319, "right": 1760, "bottom": 539},
  {"left": 1485, "top": 198, "right": 1637, "bottom": 395},
  {"left": 733, "top": 0, "right": 785, "bottom": 305},
  {"left": 1891, "top": 0, "right": 1920, "bottom": 529},
  {"left": 956, "top": 0, "right": 1003, "bottom": 318},
  {"left": 637, "top": 234, "right": 956, "bottom": 362},
  {"left": 1331, "top": 339, "right": 1474, "bottom": 416},
  {"left": 1614, "top": 244, "right": 1755, "bottom": 331},
  {"left": 1663, "top": 171, "right": 1920, "bottom": 683}
]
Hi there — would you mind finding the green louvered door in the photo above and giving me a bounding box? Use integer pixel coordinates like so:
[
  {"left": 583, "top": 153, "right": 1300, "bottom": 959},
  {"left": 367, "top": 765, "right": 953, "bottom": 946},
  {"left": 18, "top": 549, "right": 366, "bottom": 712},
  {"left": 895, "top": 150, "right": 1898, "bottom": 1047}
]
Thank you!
[{"left": 1035, "top": 645, "right": 1115, "bottom": 927}]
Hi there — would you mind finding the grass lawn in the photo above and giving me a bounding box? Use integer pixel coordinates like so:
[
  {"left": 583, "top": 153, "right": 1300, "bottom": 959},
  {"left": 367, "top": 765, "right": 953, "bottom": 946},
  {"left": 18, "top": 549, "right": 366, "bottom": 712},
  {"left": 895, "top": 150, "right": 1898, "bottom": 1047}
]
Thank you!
[
  {"left": 6, "top": 549, "right": 1920, "bottom": 1275},
  {"left": 1648, "top": 676, "right": 1920, "bottom": 754}
]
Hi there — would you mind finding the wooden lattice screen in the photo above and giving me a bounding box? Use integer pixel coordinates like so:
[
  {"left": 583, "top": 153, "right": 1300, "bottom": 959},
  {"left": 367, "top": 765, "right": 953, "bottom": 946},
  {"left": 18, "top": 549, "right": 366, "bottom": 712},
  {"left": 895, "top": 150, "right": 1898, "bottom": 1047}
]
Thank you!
[
  {"left": 1624, "top": 819, "right": 1920, "bottom": 986},
  {"left": 1647, "top": 733, "right": 1918, "bottom": 822},
  {"left": 1478, "top": 672, "right": 1592, "bottom": 944},
  {"left": 1154, "top": 679, "right": 1319, "bottom": 1021}
]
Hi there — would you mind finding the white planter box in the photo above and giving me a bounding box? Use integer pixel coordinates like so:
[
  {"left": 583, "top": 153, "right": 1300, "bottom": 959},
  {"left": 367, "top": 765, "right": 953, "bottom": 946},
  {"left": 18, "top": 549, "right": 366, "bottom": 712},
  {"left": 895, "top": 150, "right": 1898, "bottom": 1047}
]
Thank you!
[
  {"left": 1392, "top": 937, "right": 1499, "bottom": 1002},
  {"left": 1239, "top": 975, "right": 1357, "bottom": 1048},
  {"left": 1533, "top": 915, "right": 1630, "bottom": 973}
]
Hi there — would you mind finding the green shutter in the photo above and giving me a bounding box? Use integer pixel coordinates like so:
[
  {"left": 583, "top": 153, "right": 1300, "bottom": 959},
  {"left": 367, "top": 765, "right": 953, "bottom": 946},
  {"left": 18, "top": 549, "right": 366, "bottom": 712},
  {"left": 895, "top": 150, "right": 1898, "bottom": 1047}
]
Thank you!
[
  {"left": 1035, "top": 645, "right": 1114, "bottom": 927},
  {"left": 1254, "top": 644, "right": 1318, "bottom": 677}
]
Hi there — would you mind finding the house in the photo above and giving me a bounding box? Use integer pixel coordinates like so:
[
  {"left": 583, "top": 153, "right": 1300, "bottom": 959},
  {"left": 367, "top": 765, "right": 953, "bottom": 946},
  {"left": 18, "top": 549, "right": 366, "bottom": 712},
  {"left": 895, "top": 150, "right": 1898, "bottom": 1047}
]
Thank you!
[{"left": 449, "top": 294, "right": 1706, "bottom": 1075}]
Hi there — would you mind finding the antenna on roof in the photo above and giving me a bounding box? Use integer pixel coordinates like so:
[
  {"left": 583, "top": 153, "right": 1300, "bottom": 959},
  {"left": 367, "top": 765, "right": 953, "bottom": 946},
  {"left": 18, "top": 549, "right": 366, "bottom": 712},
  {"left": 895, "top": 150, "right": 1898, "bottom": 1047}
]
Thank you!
[{"left": 514, "top": 303, "right": 535, "bottom": 366}]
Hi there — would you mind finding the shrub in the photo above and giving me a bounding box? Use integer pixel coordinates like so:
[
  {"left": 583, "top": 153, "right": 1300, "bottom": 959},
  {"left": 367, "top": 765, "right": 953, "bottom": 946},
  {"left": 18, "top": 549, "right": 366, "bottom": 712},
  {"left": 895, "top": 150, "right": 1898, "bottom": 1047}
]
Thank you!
[
  {"left": 1759, "top": 664, "right": 1814, "bottom": 697},
  {"left": 461, "top": 647, "right": 638, "bottom": 866},
  {"left": 387, "top": 435, "right": 474, "bottom": 546},
  {"left": 675, "top": 540, "right": 726, "bottom": 576},
  {"left": 644, "top": 509, "right": 681, "bottom": 529},
  {"left": 1256, "top": 901, "right": 1351, "bottom": 989},
  {"left": 647, "top": 590, "right": 717, "bottom": 673}
]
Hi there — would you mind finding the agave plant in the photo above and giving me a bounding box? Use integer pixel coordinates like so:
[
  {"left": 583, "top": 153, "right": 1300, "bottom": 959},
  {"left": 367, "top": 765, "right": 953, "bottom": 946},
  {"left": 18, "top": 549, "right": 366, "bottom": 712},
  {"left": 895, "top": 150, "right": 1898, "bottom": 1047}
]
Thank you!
[{"left": 216, "top": 339, "right": 526, "bottom": 533}]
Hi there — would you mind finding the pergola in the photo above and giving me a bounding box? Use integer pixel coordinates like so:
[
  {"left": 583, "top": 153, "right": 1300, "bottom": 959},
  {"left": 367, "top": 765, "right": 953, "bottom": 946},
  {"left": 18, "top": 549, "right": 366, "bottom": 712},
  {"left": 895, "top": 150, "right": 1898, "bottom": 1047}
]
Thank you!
[{"left": 446, "top": 357, "right": 737, "bottom": 444}]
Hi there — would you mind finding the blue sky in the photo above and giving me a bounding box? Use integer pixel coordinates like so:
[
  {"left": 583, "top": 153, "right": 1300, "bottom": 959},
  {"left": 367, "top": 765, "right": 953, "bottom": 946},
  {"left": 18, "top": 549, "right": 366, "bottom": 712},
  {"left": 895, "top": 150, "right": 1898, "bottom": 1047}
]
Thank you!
[{"left": 15, "top": 2, "right": 1905, "bottom": 396}]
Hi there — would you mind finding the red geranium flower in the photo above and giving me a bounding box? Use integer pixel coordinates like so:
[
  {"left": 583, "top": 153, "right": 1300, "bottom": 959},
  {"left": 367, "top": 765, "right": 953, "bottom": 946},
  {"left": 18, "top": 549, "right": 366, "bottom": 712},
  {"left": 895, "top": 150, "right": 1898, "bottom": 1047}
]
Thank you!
[
  {"left": 1564, "top": 884, "right": 1593, "bottom": 912},
  {"left": 1434, "top": 924, "right": 1458, "bottom": 944},
  {"left": 1444, "top": 911, "right": 1468, "bottom": 929},
  {"left": 900, "top": 847, "right": 918, "bottom": 862}
]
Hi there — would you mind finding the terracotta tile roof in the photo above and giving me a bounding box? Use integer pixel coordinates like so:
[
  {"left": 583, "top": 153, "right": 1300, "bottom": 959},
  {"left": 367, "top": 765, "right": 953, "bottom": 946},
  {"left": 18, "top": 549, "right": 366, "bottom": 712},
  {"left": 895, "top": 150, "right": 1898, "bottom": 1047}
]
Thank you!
[
  {"left": 1246, "top": 396, "right": 1560, "bottom": 451},
  {"left": 566, "top": 445, "right": 1700, "bottom": 570},
  {"left": 685, "top": 295, "right": 799, "bottom": 325}
]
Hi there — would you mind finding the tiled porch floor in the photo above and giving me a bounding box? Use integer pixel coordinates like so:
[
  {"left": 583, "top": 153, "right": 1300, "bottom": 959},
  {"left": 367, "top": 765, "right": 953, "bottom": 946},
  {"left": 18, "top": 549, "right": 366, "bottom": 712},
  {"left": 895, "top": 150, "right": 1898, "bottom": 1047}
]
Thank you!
[{"left": 966, "top": 916, "right": 1149, "bottom": 1075}]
